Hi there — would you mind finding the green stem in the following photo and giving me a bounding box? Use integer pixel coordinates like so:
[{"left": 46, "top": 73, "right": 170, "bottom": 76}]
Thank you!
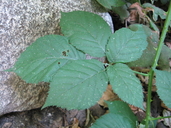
[
  {"left": 145, "top": 70, "right": 154, "bottom": 128},
  {"left": 133, "top": 70, "right": 149, "bottom": 76},
  {"left": 151, "top": 116, "right": 171, "bottom": 121},
  {"left": 139, "top": 0, "right": 141, "bottom": 5},
  {"left": 152, "top": 10, "right": 171, "bottom": 68},
  {"left": 145, "top": 1, "right": 171, "bottom": 127},
  {"left": 145, "top": 70, "right": 154, "bottom": 127}
]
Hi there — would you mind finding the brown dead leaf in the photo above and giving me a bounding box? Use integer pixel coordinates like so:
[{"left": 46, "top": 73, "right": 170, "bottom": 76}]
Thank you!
[
  {"left": 166, "top": 42, "right": 171, "bottom": 49},
  {"left": 125, "top": 2, "right": 150, "bottom": 26},
  {"left": 71, "top": 118, "right": 80, "bottom": 128},
  {"left": 2, "top": 122, "right": 12, "bottom": 128},
  {"left": 129, "top": 105, "right": 139, "bottom": 111},
  {"left": 129, "top": 105, "right": 146, "bottom": 122},
  {"left": 161, "top": 102, "right": 171, "bottom": 111},
  {"left": 163, "top": 109, "right": 171, "bottom": 127},
  {"left": 98, "top": 84, "right": 121, "bottom": 108}
]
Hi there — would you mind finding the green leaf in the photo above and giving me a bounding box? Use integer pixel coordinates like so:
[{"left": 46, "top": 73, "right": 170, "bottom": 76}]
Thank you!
[
  {"left": 107, "top": 63, "right": 144, "bottom": 109},
  {"left": 139, "top": 121, "right": 157, "bottom": 128},
  {"left": 160, "top": 0, "right": 170, "bottom": 4},
  {"left": 142, "top": 3, "right": 167, "bottom": 21},
  {"left": 139, "top": 123, "right": 145, "bottom": 128},
  {"left": 96, "top": 0, "right": 126, "bottom": 9},
  {"left": 128, "top": 25, "right": 159, "bottom": 67},
  {"left": 60, "top": 11, "right": 112, "bottom": 57},
  {"left": 127, "top": 25, "right": 158, "bottom": 68},
  {"left": 106, "top": 101, "right": 138, "bottom": 127},
  {"left": 111, "top": 5, "right": 130, "bottom": 22},
  {"left": 154, "top": 69, "right": 171, "bottom": 108},
  {"left": 129, "top": 24, "right": 156, "bottom": 36},
  {"left": 106, "top": 27, "right": 148, "bottom": 63},
  {"left": 90, "top": 113, "right": 133, "bottom": 128},
  {"left": 159, "top": 45, "right": 171, "bottom": 70},
  {"left": 148, "top": 18, "right": 160, "bottom": 32},
  {"left": 151, "top": 0, "right": 154, "bottom": 4},
  {"left": 128, "top": 39, "right": 156, "bottom": 68},
  {"left": 128, "top": 0, "right": 139, "bottom": 3},
  {"left": 6, "top": 35, "right": 85, "bottom": 83},
  {"left": 43, "top": 59, "right": 108, "bottom": 110},
  {"left": 127, "top": 24, "right": 171, "bottom": 70},
  {"left": 129, "top": 41, "right": 171, "bottom": 70}
]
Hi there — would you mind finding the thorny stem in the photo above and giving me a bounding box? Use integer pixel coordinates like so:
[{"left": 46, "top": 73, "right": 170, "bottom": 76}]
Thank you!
[
  {"left": 145, "top": 70, "right": 154, "bottom": 127},
  {"left": 145, "top": 1, "right": 171, "bottom": 127}
]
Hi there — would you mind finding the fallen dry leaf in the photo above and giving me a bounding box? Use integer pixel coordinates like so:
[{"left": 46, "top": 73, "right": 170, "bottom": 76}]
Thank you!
[
  {"left": 163, "top": 109, "right": 171, "bottom": 128},
  {"left": 98, "top": 84, "right": 121, "bottom": 108},
  {"left": 125, "top": 2, "right": 150, "bottom": 26},
  {"left": 161, "top": 102, "right": 171, "bottom": 111},
  {"left": 71, "top": 118, "right": 80, "bottom": 128}
]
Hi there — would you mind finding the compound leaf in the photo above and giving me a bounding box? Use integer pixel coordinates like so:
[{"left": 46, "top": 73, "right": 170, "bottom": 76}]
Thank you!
[
  {"left": 107, "top": 63, "right": 144, "bottom": 109},
  {"left": 154, "top": 69, "right": 171, "bottom": 108},
  {"left": 90, "top": 113, "right": 132, "bottom": 128},
  {"left": 106, "top": 27, "right": 148, "bottom": 63},
  {"left": 7, "top": 35, "right": 85, "bottom": 83},
  {"left": 43, "top": 59, "right": 108, "bottom": 110},
  {"left": 60, "top": 11, "right": 112, "bottom": 57}
]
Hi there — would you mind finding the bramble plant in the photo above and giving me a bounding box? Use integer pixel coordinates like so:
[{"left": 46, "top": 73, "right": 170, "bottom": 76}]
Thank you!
[{"left": 6, "top": 0, "right": 171, "bottom": 127}]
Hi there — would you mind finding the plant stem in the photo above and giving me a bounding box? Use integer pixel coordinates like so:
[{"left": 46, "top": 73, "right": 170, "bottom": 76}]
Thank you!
[
  {"left": 145, "top": 1, "right": 171, "bottom": 127},
  {"left": 145, "top": 70, "right": 154, "bottom": 127},
  {"left": 152, "top": 9, "right": 171, "bottom": 69},
  {"left": 151, "top": 116, "right": 171, "bottom": 121},
  {"left": 133, "top": 70, "right": 149, "bottom": 76},
  {"left": 139, "top": 0, "right": 141, "bottom": 5}
]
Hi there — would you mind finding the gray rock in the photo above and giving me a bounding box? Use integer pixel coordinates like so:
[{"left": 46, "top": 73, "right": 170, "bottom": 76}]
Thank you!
[{"left": 0, "top": 0, "right": 113, "bottom": 116}]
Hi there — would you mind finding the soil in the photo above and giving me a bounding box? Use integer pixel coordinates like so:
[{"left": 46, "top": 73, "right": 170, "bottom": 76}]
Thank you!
[{"left": 0, "top": 104, "right": 106, "bottom": 128}]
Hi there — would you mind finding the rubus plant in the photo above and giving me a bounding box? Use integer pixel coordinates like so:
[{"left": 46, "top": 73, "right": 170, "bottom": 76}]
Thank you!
[{"left": 5, "top": 0, "right": 171, "bottom": 128}]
